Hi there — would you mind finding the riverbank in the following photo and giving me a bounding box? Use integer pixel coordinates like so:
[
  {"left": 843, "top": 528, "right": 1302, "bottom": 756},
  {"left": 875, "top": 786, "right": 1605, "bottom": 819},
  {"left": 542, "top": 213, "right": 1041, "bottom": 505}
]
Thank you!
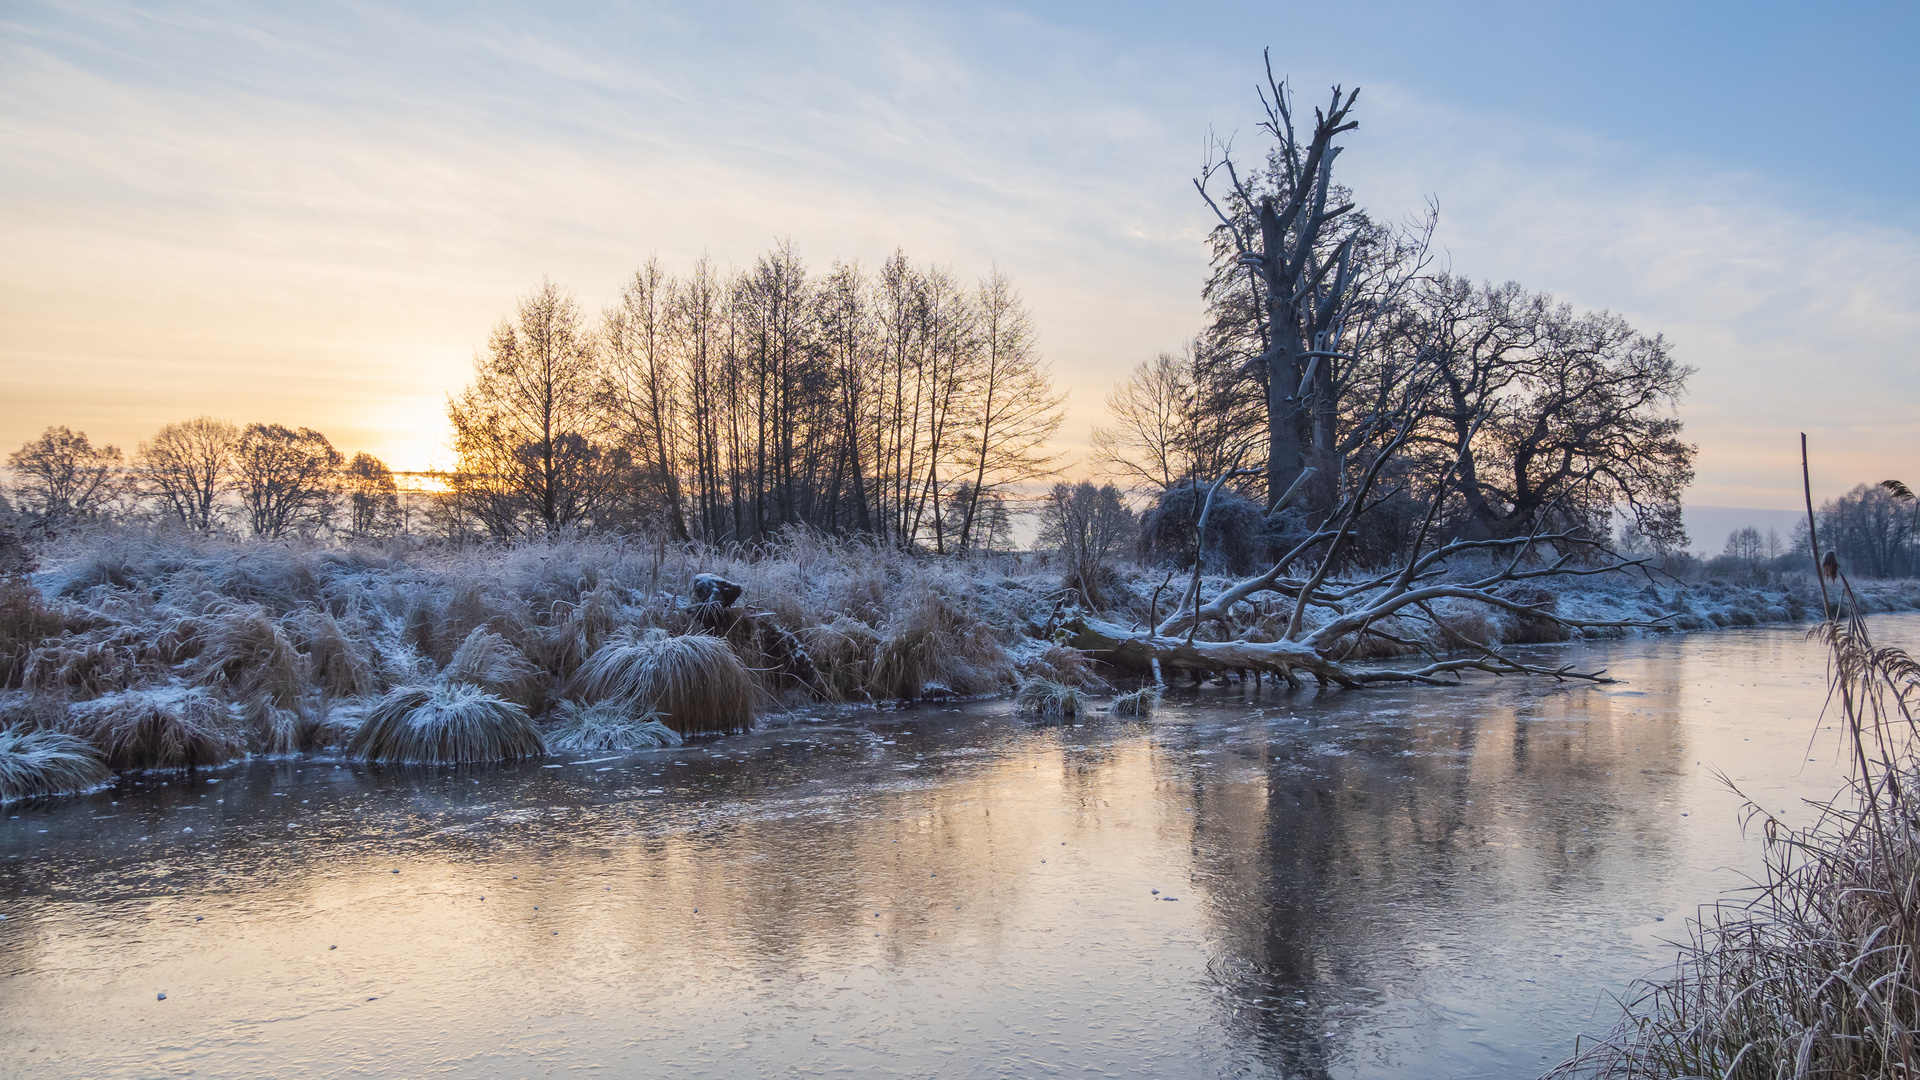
[{"left": 3, "top": 528, "right": 1918, "bottom": 790}]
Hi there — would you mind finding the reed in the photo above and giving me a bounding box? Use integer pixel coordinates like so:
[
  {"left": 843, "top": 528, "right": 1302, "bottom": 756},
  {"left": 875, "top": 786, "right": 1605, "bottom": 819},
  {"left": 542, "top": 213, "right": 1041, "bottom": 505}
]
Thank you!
[{"left": 1548, "top": 587, "right": 1920, "bottom": 1078}]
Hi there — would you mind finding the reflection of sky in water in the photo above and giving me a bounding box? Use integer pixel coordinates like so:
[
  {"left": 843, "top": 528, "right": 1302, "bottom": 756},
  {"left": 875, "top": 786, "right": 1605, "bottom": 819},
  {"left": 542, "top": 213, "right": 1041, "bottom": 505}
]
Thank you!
[{"left": 2, "top": 619, "right": 1900, "bottom": 1078}]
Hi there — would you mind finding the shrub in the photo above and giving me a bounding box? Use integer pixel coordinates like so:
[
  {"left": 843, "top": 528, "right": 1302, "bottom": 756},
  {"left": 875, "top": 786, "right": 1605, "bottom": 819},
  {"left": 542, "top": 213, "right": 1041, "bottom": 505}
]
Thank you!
[
  {"left": 574, "top": 629, "right": 758, "bottom": 735},
  {"left": 347, "top": 683, "right": 544, "bottom": 764},
  {"left": 1136, "top": 481, "right": 1266, "bottom": 574},
  {"left": 0, "top": 727, "right": 110, "bottom": 802}
]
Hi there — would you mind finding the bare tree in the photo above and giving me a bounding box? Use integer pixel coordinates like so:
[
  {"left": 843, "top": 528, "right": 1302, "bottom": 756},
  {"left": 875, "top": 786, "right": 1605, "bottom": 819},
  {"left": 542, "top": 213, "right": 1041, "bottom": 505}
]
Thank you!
[
  {"left": 1195, "top": 55, "right": 1360, "bottom": 510},
  {"left": 951, "top": 268, "right": 1063, "bottom": 552},
  {"left": 135, "top": 417, "right": 235, "bottom": 531},
  {"left": 1039, "top": 482, "right": 1136, "bottom": 608},
  {"left": 341, "top": 452, "right": 401, "bottom": 538},
  {"left": 448, "top": 279, "right": 615, "bottom": 537},
  {"left": 602, "top": 257, "right": 689, "bottom": 539},
  {"left": 1091, "top": 346, "right": 1228, "bottom": 493},
  {"left": 234, "top": 424, "right": 341, "bottom": 538},
  {"left": 8, "top": 426, "right": 122, "bottom": 522}
]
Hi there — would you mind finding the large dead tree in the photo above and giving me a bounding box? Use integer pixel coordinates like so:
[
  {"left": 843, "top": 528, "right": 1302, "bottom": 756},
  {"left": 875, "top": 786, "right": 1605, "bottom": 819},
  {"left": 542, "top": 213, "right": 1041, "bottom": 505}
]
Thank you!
[{"left": 1196, "top": 55, "right": 1360, "bottom": 512}]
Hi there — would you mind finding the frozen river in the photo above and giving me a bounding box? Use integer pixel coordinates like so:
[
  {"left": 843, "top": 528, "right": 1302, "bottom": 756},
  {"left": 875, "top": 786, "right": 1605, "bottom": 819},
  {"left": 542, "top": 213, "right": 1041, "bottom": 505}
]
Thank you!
[{"left": 3, "top": 617, "right": 1899, "bottom": 1078}]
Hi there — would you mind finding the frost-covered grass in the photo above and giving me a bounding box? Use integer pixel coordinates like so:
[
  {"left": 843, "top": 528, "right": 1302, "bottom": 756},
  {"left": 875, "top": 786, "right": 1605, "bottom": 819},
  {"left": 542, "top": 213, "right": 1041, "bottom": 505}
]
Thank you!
[
  {"left": 543, "top": 700, "right": 683, "bottom": 752},
  {"left": 1014, "top": 678, "right": 1084, "bottom": 719},
  {"left": 347, "top": 684, "right": 543, "bottom": 765},
  {"left": 575, "top": 628, "right": 758, "bottom": 735},
  {"left": 0, "top": 726, "right": 109, "bottom": 802}
]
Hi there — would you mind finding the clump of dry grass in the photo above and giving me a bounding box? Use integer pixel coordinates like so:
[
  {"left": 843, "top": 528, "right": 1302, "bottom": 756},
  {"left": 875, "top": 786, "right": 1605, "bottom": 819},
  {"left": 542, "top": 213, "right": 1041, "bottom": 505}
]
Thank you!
[
  {"left": 543, "top": 699, "right": 683, "bottom": 752},
  {"left": 445, "top": 627, "right": 540, "bottom": 703},
  {"left": 574, "top": 629, "right": 757, "bottom": 735},
  {"left": 2, "top": 576, "right": 93, "bottom": 689},
  {"left": 1547, "top": 586, "right": 1920, "bottom": 1078},
  {"left": 1015, "top": 677, "right": 1084, "bottom": 719},
  {"left": 874, "top": 588, "right": 1013, "bottom": 700},
  {"left": 347, "top": 683, "right": 544, "bottom": 764},
  {"left": 0, "top": 727, "right": 111, "bottom": 802},
  {"left": 1016, "top": 643, "right": 1113, "bottom": 691},
  {"left": 64, "top": 686, "right": 247, "bottom": 770},
  {"left": 1107, "top": 685, "right": 1161, "bottom": 718}
]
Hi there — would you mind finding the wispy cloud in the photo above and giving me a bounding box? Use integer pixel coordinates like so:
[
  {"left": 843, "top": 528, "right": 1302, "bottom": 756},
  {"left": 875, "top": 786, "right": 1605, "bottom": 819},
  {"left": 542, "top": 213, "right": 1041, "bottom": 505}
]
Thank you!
[{"left": 0, "top": 1, "right": 1912, "bottom": 508}]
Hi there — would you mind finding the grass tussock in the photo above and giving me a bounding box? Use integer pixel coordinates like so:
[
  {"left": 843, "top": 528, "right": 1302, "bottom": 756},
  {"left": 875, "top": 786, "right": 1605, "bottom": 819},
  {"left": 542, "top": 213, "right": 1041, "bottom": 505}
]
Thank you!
[
  {"left": 1107, "top": 685, "right": 1161, "bottom": 718},
  {"left": 347, "top": 683, "right": 544, "bottom": 764},
  {"left": 1016, "top": 644, "right": 1113, "bottom": 691},
  {"left": 1547, "top": 590, "right": 1920, "bottom": 1078},
  {"left": 445, "top": 626, "right": 541, "bottom": 703},
  {"left": 64, "top": 686, "right": 247, "bottom": 770},
  {"left": 575, "top": 629, "right": 757, "bottom": 735},
  {"left": 0, "top": 727, "right": 111, "bottom": 802},
  {"left": 543, "top": 699, "right": 683, "bottom": 752},
  {"left": 1015, "top": 677, "right": 1085, "bottom": 719}
]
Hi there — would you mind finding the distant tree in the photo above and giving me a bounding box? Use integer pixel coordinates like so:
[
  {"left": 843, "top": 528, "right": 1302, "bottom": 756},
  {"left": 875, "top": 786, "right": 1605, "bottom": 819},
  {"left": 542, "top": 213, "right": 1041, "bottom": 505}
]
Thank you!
[
  {"left": 1723, "top": 526, "right": 1766, "bottom": 563},
  {"left": 1038, "top": 482, "right": 1136, "bottom": 607},
  {"left": 1820, "top": 483, "right": 1914, "bottom": 578},
  {"left": 135, "top": 417, "right": 235, "bottom": 531},
  {"left": 448, "top": 280, "right": 616, "bottom": 537},
  {"left": 341, "top": 452, "right": 401, "bottom": 538},
  {"left": 234, "top": 424, "right": 342, "bottom": 538},
  {"left": 7, "top": 426, "right": 122, "bottom": 522},
  {"left": 1092, "top": 348, "right": 1214, "bottom": 494},
  {"left": 601, "top": 257, "right": 689, "bottom": 539},
  {"left": 1764, "top": 528, "right": 1783, "bottom": 561}
]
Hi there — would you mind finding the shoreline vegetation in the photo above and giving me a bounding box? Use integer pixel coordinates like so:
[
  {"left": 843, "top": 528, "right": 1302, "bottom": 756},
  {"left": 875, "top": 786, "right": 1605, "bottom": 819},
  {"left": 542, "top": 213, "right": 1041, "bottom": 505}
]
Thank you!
[
  {"left": 1548, "top": 572, "right": 1920, "bottom": 1078},
  {"left": 4, "top": 522, "right": 1916, "bottom": 803}
]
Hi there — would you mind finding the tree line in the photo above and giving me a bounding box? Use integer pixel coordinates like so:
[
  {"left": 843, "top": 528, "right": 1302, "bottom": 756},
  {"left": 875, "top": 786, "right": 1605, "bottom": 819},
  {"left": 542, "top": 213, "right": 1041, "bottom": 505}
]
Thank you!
[
  {"left": 447, "top": 245, "right": 1064, "bottom": 550},
  {"left": 5, "top": 421, "right": 403, "bottom": 538}
]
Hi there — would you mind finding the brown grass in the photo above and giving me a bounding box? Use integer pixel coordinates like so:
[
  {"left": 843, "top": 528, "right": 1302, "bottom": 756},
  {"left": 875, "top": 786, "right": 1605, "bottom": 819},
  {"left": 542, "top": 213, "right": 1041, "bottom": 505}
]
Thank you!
[
  {"left": 347, "top": 683, "right": 545, "bottom": 764},
  {"left": 574, "top": 629, "right": 758, "bottom": 735},
  {"left": 64, "top": 686, "right": 247, "bottom": 770},
  {"left": 0, "top": 726, "right": 111, "bottom": 802}
]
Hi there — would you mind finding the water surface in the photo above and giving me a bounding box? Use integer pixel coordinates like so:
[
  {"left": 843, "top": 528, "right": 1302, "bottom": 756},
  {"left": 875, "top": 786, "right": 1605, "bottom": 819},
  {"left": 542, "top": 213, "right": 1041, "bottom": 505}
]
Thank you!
[{"left": 2, "top": 618, "right": 1897, "bottom": 1079}]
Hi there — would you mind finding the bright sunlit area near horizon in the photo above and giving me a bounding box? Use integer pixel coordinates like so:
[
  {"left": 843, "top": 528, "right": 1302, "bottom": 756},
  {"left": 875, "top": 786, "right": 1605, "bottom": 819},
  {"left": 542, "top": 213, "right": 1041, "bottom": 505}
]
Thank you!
[{"left": 5, "top": 4, "right": 1920, "bottom": 1079}]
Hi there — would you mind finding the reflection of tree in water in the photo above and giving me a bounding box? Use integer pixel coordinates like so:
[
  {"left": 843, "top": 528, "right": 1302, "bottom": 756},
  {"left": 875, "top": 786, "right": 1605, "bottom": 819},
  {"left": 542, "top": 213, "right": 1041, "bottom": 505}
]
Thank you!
[{"left": 1169, "top": 665, "right": 1690, "bottom": 1076}]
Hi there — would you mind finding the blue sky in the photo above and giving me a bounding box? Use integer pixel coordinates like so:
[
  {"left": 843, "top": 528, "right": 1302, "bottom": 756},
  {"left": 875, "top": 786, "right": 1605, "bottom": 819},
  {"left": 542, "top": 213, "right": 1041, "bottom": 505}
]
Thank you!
[{"left": 2, "top": 0, "right": 1915, "bottom": 515}]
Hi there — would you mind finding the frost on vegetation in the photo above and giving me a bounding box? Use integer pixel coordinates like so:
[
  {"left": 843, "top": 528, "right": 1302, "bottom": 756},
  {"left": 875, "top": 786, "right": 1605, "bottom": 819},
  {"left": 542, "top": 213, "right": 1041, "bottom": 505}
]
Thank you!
[
  {"left": 63, "top": 686, "right": 246, "bottom": 770},
  {"left": 347, "top": 683, "right": 543, "bottom": 765},
  {"left": 0, "top": 726, "right": 109, "bottom": 803},
  {"left": 543, "top": 699, "right": 682, "bottom": 752},
  {"left": 574, "top": 628, "right": 757, "bottom": 735},
  {"left": 1014, "top": 678, "right": 1084, "bottom": 719},
  {"left": 1107, "top": 686, "right": 1160, "bottom": 718}
]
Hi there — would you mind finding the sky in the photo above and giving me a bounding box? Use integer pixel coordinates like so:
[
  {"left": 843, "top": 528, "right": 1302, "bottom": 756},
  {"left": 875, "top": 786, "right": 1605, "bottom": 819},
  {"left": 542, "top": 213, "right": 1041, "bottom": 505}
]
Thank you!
[{"left": 2, "top": 0, "right": 1916, "bottom": 517}]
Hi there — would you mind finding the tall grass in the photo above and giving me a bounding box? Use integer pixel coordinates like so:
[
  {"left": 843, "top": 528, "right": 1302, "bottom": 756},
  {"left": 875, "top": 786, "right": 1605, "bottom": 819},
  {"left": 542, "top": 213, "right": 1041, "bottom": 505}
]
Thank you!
[
  {"left": 1547, "top": 594, "right": 1920, "bottom": 1078},
  {"left": 575, "top": 629, "right": 758, "bottom": 735},
  {"left": 0, "top": 727, "right": 110, "bottom": 802},
  {"left": 347, "top": 683, "right": 545, "bottom": 764},
  {"left": 63, "top": 686, "right": 247, "bottom": 770}
]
